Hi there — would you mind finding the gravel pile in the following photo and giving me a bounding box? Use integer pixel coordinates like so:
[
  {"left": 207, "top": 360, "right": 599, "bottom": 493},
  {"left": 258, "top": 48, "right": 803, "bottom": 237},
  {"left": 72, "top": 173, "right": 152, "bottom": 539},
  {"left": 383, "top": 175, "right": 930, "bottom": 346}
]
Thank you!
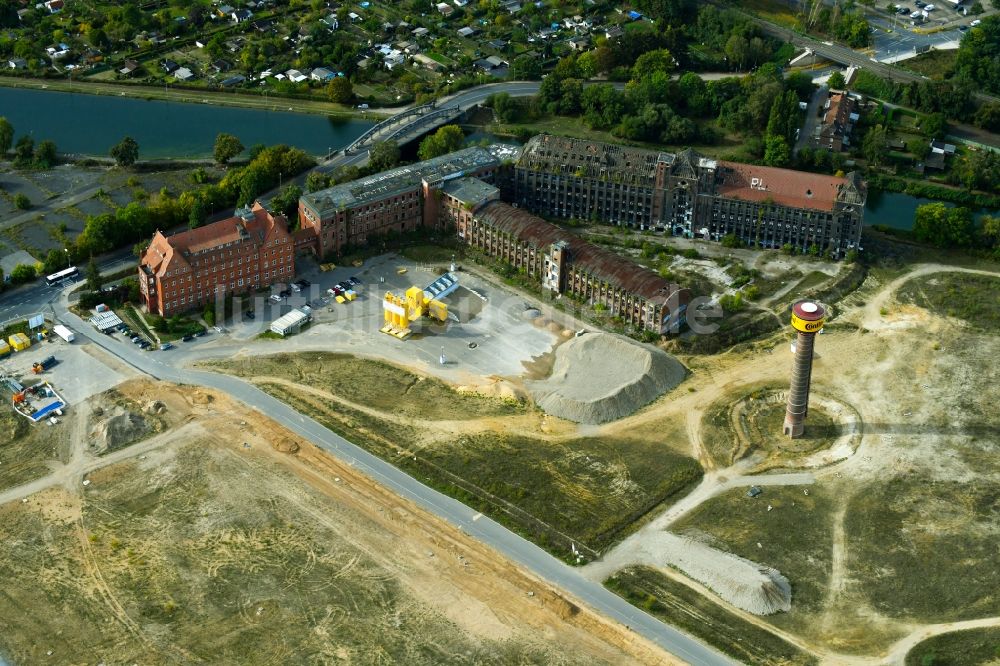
[
  {"left": 526, "top": 332, "right": 685, "bottom": 424},
  {"left": 92, "top": 406, "right": 150, "bottom": 455},
  {"left": 657, "top": 532, "right": 791, "bottom": 615}
]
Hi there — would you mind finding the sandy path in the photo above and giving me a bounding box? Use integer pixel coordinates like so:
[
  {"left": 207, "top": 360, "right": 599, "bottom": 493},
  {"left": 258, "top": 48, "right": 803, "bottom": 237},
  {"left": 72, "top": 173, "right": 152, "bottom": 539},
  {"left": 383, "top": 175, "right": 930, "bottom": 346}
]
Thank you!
[
  {"left": 859, "top": 263, "right": 1000, "bottom": 331},
  {"left": 881, "top": 617, "right": 1000, "bottom": 665}
]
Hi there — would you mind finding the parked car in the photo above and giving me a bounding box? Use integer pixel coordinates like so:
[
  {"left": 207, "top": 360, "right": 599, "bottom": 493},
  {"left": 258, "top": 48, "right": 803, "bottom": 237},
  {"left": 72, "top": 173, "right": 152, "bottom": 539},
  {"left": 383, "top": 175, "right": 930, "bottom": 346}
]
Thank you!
[
  {"left": 280, "top": 288, "right": 292, "bottom": 298},
  {"left": 923, "top": 3, "right": 935, "bottom": 10},
  {"left": 959, "top": 24, "right": 968, "bottom": 30},
  {"left": 348, "top": 276, "right": 361, "bottom": 286},
  {"left": 194, "top": 330, "right": 206, "bottom": 337},
  {"left": 181, "top": 334, "right": 194, "bottom": 342},
  {"left": 290, "top": 283, "right": 302, "bottom": 292},
  {"left": 131, "top": 335, "right": 141, "bottom": 344},
  {"left": 159, "top": 342, "right": 173, "bottom": 351},
  {"left": 269, "top": 294, "right": 282, "bottom": 304},
  {"left": 245, "top": 310, "right": 255, "bottom": 320},
  {"left": 971, "top": 18, "right": 981, "bottom": 25},
  {"left": 914, "top": 1, "right": 925, "bottom": 7},
  {"left": 295, "top": 279, "right": 311, "bottom": 288}
]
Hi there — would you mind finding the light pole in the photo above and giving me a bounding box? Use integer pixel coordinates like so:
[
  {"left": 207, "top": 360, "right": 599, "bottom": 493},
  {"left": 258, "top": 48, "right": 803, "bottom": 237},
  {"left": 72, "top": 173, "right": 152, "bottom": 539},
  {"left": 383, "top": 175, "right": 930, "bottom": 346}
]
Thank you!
[{"left": 64, "top": 248, "right": 70, "bottom": 270}]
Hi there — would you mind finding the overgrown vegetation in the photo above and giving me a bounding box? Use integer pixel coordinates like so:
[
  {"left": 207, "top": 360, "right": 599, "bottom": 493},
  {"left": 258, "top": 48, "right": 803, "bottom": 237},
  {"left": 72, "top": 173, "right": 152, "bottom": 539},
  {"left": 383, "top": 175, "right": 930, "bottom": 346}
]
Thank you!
[
  {"left": 209, "top": 354, "right": 702, "bottom": 559},
  {"left": 904, "top": 628, "right": 1000, "bottom": 666},
  {"left": 898, "top": 273, "right": 1000, "bottom": 330},
  {"left": 846, "top": 477, "right": 1000, "bottom": 622},
  {"left": 605, "top": 567, "right": 817, "bottom": 666}
]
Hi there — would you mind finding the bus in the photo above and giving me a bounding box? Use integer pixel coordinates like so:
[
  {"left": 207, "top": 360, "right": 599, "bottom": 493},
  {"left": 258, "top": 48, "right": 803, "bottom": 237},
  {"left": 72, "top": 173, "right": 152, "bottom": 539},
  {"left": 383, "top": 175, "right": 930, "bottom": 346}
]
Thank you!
[{"left": 45, "top": 266, "right": 79, "bottom": 286}]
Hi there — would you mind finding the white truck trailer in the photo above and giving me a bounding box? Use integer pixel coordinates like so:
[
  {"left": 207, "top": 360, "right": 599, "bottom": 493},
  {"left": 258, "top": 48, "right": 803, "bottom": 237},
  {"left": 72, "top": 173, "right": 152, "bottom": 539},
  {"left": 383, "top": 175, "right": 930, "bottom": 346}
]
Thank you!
[{"left": 53, "top": 325, "right": 75, "bottom": 343}]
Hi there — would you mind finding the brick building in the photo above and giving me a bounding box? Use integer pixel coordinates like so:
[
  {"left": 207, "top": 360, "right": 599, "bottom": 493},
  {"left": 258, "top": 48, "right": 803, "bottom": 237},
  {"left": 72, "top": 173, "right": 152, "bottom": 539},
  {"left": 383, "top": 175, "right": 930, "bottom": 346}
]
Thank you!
[
  {"left": 297, "top": 145, "right": 519, "bottom": 258},
  {"left": 457, "top": 196, "right": 689, "bottom": 334},
  {"left": 817, "top": 91, "right": 859, "bottom": 152},
  {"left": 511, "top": 135, "right": 866, "bottom": 257},
  {"left": 138, "top": 202, "right": 293, "bottom": 316}
]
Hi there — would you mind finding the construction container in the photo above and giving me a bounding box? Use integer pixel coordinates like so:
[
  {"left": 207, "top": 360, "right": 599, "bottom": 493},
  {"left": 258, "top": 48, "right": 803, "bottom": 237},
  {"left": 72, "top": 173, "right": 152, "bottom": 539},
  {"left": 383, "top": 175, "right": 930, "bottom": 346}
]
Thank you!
[
  {"left": 0, "top": 340, "right": 10, "bottom": 358},
  {"left": 33, "top": 356, "right": 58, "bottom": 373},
  {"left": 9, "top": 333, "right": 31, "bottom": 352},
  {"left": 53, "top": 325, "right": 75, "bottom": 343}
]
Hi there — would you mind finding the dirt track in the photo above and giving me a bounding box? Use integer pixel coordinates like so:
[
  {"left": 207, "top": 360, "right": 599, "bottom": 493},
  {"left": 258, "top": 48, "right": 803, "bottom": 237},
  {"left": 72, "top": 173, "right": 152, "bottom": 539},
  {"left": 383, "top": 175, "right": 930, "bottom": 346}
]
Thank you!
[{"left": 0, "top": 379, "right": 673, "bottom": 665}]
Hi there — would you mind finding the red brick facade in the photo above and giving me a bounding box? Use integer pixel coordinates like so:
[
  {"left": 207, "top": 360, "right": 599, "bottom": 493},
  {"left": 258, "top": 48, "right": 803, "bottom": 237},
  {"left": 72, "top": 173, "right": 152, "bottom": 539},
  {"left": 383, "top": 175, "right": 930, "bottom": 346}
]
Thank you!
[{"left": 138, "top": 202, "right": 294, "bottom": 317}]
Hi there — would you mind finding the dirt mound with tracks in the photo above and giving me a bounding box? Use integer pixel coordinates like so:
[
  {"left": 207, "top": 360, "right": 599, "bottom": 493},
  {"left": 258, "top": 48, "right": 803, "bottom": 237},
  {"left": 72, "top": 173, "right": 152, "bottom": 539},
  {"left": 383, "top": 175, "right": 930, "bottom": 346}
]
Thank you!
[{"left": 527, "top": 332, "right": 685, "bottom": 424}]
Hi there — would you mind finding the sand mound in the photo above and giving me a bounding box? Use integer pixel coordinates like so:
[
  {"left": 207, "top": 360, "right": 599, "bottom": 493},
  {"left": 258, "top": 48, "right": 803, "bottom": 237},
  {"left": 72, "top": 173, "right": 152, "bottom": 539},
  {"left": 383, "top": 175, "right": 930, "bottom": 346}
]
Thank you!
[
  {"left": 92, "top": 406, "right": 150, "bottom": 455},
  {"left": 657, "top": 532, "right": 791, "bottom": 615},
  {"left": 526, "top": 333, "right": 685, "bottom": 424}
]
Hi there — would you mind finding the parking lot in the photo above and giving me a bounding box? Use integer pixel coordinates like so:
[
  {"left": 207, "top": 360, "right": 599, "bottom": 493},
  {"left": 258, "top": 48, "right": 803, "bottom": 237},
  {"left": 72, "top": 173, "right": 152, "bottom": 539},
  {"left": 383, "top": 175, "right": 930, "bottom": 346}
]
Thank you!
[
  {"left": 194, "top": 252, "right": 563, "bottom": 385},
  {"left": 0, "top": 332, "right": 128, "bottom": 406}
]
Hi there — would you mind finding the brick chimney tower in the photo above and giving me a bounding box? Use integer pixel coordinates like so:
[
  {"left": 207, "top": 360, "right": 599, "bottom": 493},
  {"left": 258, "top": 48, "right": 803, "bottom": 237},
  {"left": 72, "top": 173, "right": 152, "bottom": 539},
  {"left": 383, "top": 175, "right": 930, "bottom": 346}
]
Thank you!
[{"left": 784, "top": 300, "right": 826, "bottom": 438}]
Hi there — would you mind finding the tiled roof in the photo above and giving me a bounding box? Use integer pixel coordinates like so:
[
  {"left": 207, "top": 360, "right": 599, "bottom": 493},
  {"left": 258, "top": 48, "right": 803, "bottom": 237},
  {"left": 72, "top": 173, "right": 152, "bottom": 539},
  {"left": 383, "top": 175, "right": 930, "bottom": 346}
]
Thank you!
[
  {"left": 475, "top": 201, "right": 684, "bottom": 304},
  {"left": 715, "top": 162, "right": 856, "bottom": 212},
  {"left": 140, "top": 202, "right": 287, "bottom": 278}
]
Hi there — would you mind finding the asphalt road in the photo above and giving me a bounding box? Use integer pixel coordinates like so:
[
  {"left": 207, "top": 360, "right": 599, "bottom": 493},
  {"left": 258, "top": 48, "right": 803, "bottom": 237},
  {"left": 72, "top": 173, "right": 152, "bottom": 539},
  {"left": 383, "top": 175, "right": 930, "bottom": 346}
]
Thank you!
[{"left": 56, "top": 301, "right": 736, "bottom": 666}]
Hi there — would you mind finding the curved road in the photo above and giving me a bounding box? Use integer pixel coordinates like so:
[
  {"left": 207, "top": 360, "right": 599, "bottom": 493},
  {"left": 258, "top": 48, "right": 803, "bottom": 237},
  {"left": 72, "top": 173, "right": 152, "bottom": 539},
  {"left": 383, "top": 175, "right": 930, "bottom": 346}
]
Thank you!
[{"left": 56, "top": 303, "right": 735, "bottom": 666}]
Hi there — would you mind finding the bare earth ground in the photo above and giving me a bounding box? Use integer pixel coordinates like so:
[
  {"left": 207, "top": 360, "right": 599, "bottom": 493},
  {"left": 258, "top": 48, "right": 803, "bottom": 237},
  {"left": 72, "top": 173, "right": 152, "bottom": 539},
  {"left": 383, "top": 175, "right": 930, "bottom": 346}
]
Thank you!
[{"left": 0, "top": 379, "right": 669, "bottom": 665}]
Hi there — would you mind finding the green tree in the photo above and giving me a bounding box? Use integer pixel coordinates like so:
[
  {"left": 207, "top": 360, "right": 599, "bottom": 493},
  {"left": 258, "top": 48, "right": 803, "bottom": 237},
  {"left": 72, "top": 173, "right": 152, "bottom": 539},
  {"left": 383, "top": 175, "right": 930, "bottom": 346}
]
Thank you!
[
  {"left": 763, "top": 135, "right": 790, "bottom": 166},
  {"left": 213, "top": 133, "right": 244, "bottom": 165},
  {"left": 13, "top": 192, "right": 30, "bottom": 209},
  {"left": 368, "top": 140, "right": 401, "bottom": 171},
  {"left": 13, "top": 135, "right": 34, "bottom": 167},
  {"left": 511, "top": 54, "right": 541, "bottom": 80},
  {"left": 110, "top": 136, "right": 139, "bottom": 168},
  {"left": 828, "top": 71, "right": 846, "bottom": 89},
  {"left": 417, "top": 124, "right": 464, "bottom": 161},
  {"left": 85, "top": 257, "right": 103, "bottom": 292},
  {"left": 0, "top": 116, "right": 12, "bottom": 155},
  {"left": 969, "top": 0, "right": 984, "bottom": 12},
  {"left": 631, "top": 48, "right": 674, "bottom": 81},
  {"left": 305, "top": 171, "right": 332, "bottom": 193},
  {"left": 913, "top": 202, "right": 975, "bottom": 248},
  {"left": 34, "top": 140, "right": 57, "bottom": 168},
  {"left": 326, "top": 77, "right": 354, "bottom": 103},
  {"left": 922, "top": 112, "right": 947, "bottom": 140},
  {"left": 9, "top": 263, "right": 36, "bottom": 284},
  {"left": 907, "top": 138, "right": 931, "bottom": 160},
  {"left": 863, "top": 124, "right": 887, "bottom": 166},
  {"left": 270, "top": 184, "right": 303, "bottom": 219}
]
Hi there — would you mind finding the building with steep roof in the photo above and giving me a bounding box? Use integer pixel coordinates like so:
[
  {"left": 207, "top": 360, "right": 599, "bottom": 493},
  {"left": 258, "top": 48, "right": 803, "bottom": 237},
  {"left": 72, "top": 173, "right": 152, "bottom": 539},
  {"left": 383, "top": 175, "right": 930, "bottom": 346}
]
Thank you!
[
  {"left": 461, "top": 201, "right": 689, "bottom": 333},
  {"left": 138, "top": 202, "right": 293, "bottom": 316},
  {"left": 817, "top": 92, "right": 859, "bottom": 151},
  {"left": 512, "top": 135, "right": 865, "bottom": 257}
]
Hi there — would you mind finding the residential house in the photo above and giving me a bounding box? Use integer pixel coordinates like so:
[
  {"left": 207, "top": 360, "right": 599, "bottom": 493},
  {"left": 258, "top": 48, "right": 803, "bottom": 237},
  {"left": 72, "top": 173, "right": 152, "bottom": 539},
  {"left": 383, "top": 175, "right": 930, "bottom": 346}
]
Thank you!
[
  {"left": 605, "top": 25, "right": 623, "bottom": 40},
  {"left": 412, "top": 26, "right": 430, "bottom": 37},
  {"left": 321, "top": 14, "right": 339, "bottom": 29},
  {"left": 436, "top": 2, "right": 454, "bottom": 15},
  {"left": 232, "top": 9, "right": 253, "bottom": 23},
  {"left": 310, "top": 67, "right": 335, "bottom": 81},
  {"left": 221, "top": 74, "right": 246, "bottom": 87},
  {"left": 348, "top": 11, "right": 361, "bottom": 21},
  {"left": 174, "top": 67, "right": 195, "bottom": 81},
  {"left": 211, "top": 59, "right": 232, "bottom": 73},
  {"left": 817, "top": 91, "right": 858, "bottom": 152},
  {"left": 286, "top": 69, "right": 308, "bottom": 82},
  {"left": 118, "top": 59, "right": 141, "bottom": 76},
  {"left": 46, "top": 43, "right": 71, "bottom": 59},
  {"left": 44, "top": 0, "right": 63, "bottom": 13},
  {"left": 218, "top": 5, "right": 235, "bottom": 18},
  {"left": 485, "top": 55, "right": 507, "bottom": 68},
  {"left": 16, "top": 8, "right": 31, "bottom": 22},
  {"left": 383, "top": 50, "right": 405, "bottom": 69},
  {"left": 504, "top": 0, "right": 522, "bottom": 13},
  {"left": 161, "top": 59, "right": 180, "bottom": 74},
  {"left": 454, "top": 0, "right": 469, "bottom": 5},
  {"left": 252, "top": 19, "right": 275, "bottom": 32},
  {"left": 567, "top": 35, "right": 589, "bottom": 50},
  {"left": 457, "top": 26, "right": 475, "bottom": 37},
  {"left": 487, "top": 38, "right": 508, "bottom": 50}
]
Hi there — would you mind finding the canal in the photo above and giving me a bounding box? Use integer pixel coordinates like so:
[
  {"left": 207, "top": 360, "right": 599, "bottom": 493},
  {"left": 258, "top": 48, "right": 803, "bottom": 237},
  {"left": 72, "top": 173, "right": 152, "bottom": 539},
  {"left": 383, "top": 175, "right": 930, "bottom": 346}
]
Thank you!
[
  {"left": 864, "top": 190, "right": 998, "bottom": 230},
  {"left": 0, "top": 86, "right": 374, "bottom": 159}
]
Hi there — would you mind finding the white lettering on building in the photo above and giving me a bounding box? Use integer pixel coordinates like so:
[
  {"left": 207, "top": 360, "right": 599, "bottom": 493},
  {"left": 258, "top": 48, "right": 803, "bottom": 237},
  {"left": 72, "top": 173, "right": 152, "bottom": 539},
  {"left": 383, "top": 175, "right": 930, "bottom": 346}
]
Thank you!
[{"left": 750, "top": 177, "right": 767, "bottom": 191}]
